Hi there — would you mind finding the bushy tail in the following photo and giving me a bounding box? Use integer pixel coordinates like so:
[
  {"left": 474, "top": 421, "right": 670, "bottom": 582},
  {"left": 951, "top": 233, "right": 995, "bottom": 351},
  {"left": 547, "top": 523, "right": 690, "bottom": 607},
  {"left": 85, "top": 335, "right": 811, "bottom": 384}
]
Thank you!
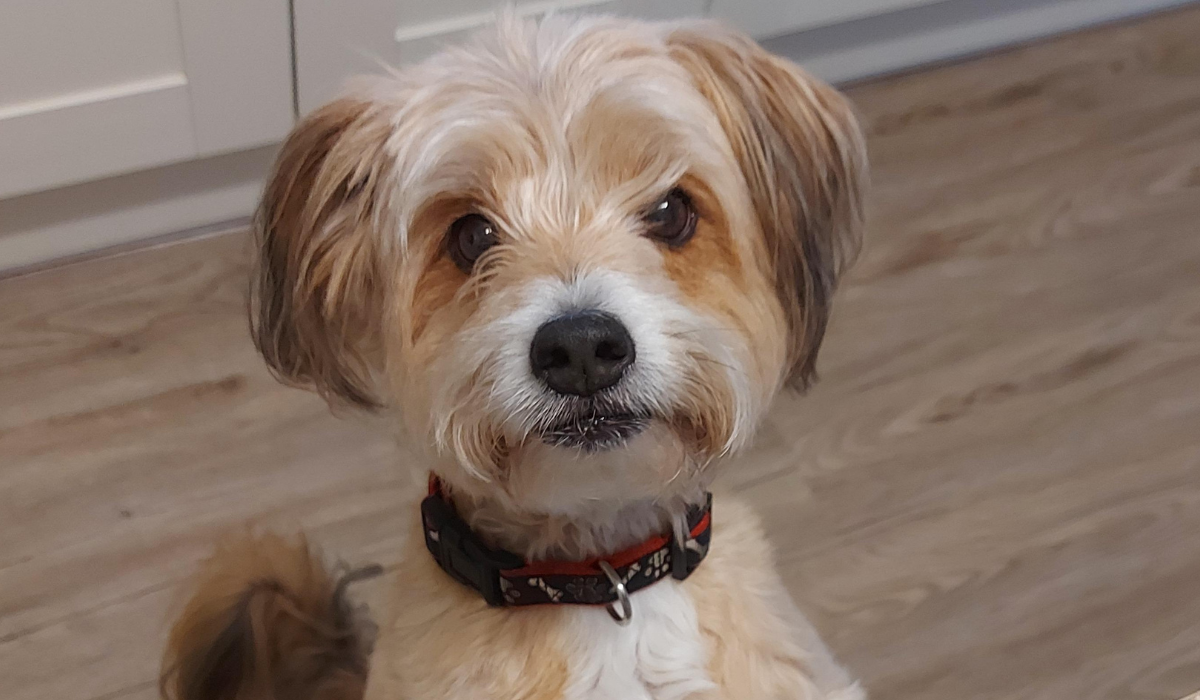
[{"left": 161, "top": 532, "right": 380, "bottom": 700}]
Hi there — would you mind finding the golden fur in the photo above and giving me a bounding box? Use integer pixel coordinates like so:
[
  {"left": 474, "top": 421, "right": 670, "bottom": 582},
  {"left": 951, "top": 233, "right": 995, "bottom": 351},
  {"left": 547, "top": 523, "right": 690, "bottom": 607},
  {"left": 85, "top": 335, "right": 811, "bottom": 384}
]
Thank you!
[
  {"left": 361, "top": 495, "right": 862, "bottom": 700},
  {"left": 166, "top": 12, "right": 867, "bottom": 700},
  {"left": 365, "top": 512, "right": 573, "bottom": 700},
  {"left": 161, "top": 533, "right": 372, "bottom": 700},
  {"left": 667, "top": 26, "right": 866, "bottom": 388}
]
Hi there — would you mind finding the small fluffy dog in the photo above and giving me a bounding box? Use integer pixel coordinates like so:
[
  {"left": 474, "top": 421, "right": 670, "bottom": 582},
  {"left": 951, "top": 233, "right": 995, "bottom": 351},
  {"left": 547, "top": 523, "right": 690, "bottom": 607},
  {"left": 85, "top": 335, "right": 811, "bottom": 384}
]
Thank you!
[{"left": 163, "top": 12, "right": 866, "bottom": 700}]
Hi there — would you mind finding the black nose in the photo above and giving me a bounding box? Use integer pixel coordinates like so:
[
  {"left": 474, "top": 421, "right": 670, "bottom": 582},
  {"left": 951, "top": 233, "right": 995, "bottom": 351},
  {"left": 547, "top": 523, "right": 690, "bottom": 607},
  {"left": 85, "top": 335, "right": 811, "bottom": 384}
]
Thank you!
[{"left": 530, "top": 311, "right": 635, "bottom": 396}]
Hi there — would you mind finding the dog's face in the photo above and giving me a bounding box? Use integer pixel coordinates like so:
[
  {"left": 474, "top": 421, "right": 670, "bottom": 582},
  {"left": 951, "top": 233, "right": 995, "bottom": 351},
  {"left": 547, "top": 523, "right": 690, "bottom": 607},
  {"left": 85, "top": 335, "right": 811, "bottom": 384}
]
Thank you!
[{"left": 252, "top": 17, "right": 865, "bottom": 516}]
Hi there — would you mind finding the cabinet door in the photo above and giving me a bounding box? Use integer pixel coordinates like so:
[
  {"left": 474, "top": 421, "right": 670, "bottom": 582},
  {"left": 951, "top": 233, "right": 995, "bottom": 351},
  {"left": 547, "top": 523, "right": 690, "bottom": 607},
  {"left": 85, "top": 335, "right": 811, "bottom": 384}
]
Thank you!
[
  {"left": 710, "top": 0, "right": 944, "bottom": 38},
  {"left": 0, "top": 0, "right": 293, "bottom": 200},
  {"left": 295, "top": 0, "right": 707, "bottom": 115}
]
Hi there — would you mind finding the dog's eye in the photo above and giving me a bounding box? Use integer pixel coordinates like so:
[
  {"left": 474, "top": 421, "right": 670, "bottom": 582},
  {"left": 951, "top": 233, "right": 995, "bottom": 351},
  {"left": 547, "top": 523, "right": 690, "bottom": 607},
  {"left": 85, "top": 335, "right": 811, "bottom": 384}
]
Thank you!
[
  {"left": 448, "top": 214, "right": 499, "bottom": 272},
  {"left": 643, "top": 188, "right": 697, "bottom": 248}
]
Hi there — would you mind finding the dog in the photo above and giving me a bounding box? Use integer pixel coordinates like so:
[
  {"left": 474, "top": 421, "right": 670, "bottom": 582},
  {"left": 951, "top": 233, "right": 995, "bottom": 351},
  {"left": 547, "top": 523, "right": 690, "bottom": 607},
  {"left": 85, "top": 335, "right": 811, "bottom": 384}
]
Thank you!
[{"left": 161, "top": 12, "right": 867, "bottom": 700}]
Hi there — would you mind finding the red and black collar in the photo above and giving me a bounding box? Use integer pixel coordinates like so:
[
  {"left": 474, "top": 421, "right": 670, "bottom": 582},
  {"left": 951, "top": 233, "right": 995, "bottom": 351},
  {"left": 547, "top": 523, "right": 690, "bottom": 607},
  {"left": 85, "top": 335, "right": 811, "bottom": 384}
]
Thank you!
[{"left": 421, "top": 478, "right": 712, "bottom": 609}]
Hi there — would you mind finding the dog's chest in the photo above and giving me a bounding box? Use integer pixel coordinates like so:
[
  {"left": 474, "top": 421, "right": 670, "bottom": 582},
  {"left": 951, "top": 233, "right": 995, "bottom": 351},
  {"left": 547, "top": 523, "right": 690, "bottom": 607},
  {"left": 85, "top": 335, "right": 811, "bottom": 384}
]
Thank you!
[{"left": 558, "top": 581, "right": 715, "bottom": 700}]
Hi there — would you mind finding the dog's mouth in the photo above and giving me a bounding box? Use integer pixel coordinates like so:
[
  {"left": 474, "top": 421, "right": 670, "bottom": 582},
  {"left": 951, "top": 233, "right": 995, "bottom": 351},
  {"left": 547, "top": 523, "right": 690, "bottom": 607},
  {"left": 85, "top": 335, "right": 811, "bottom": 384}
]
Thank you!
[{"left": 541, "top": 408, "right": 650, "bottom": 452}]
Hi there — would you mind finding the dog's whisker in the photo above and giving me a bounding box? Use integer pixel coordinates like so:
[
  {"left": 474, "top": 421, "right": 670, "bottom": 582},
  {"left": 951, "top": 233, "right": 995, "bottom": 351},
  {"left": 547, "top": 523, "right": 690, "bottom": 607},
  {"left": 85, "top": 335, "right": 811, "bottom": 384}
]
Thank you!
[
  {"left": 667, "top": 327, "right": 743, "bottom": 337},
  {"left": 690, "top": 355, "right": 748, "bottom": 377}
]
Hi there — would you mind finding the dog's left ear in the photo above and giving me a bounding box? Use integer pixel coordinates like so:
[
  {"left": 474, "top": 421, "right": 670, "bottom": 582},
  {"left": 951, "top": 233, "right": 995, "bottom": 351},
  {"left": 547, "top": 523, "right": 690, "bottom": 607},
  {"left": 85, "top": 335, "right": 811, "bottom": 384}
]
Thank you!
[{"left": 668, "top": 25, "right": 867, "bottom": 389}]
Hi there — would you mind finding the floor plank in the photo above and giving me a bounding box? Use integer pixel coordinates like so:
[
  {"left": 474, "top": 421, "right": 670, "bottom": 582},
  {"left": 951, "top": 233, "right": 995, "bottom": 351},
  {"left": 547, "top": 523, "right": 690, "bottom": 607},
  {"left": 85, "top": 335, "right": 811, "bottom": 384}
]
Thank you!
[{"left": 2, "top": 7, "right": 1199, "bottom": 700}]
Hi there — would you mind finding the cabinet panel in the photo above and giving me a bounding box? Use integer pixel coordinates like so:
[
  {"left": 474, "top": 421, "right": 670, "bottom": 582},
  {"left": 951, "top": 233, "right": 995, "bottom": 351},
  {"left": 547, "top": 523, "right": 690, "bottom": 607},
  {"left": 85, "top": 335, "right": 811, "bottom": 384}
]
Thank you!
[
  {"left": 0, "top": 0, "right": 293, "bottom": 199},
  {"left": 296, "top": 0, "right": 706, "bottom": 114},
  {"left": 175, "top": 0, "right": 295, "bottom": 154},
  {"left": 0, "top": 0, "right": 186, "bottom": 106},
  {"left": 0, "top": 79, "right": 196, "bottom": 199}
]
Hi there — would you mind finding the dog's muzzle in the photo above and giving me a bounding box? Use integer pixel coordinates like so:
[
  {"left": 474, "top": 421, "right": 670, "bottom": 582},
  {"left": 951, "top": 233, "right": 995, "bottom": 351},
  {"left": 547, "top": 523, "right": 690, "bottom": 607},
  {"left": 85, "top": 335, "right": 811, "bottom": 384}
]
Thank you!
[
  {"left": 542, "top": 409, "right": 650, "bottom": 452},
  {"left": 529, "top": 309, "right": 648, "bottom": 451}
]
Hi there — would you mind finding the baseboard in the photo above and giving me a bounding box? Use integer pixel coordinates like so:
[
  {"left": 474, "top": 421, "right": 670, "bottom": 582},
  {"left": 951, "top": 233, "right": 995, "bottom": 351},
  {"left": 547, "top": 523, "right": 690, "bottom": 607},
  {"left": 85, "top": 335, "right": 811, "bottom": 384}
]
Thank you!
[
  {"left": 0, "top": 144, "right": 275, "bottom": 272},
  {"left": 764, "top": 0, "right": 1199, "bottom": 84}
]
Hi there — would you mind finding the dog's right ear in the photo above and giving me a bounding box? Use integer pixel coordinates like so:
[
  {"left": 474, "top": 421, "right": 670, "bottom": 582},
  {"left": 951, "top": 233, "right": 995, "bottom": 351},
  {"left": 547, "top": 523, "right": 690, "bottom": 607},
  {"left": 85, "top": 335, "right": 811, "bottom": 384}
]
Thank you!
[{"left": 252, "top": 95, "right": 395, "bottom": 409}]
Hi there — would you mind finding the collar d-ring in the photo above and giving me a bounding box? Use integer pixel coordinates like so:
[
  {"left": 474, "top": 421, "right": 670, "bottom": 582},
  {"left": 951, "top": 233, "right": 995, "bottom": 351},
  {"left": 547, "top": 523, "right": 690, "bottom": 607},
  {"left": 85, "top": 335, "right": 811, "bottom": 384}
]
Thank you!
[{"left": 598, "top": 560, "right": 633, "bottom": 626}]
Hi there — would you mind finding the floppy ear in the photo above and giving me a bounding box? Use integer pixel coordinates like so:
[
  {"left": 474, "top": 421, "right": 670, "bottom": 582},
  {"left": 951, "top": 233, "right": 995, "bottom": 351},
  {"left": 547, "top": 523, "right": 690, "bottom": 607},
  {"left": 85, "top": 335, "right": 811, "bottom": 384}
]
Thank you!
[
  {"left": 668, "top": 25, "right": 867, "bottom": 389},
  {"left": 251, "top": 95, "right": 395, "bottom": 408}
]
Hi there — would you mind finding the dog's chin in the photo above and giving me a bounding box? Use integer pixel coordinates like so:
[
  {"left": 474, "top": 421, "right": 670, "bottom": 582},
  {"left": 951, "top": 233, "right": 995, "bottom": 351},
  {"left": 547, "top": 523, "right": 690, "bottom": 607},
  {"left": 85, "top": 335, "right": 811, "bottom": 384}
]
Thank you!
[
  {"left": 504, "top": 421, "right": 691, "bottom": 515},
  {"left": 541, "top": 411, "right": 650, "bottom": 453}
]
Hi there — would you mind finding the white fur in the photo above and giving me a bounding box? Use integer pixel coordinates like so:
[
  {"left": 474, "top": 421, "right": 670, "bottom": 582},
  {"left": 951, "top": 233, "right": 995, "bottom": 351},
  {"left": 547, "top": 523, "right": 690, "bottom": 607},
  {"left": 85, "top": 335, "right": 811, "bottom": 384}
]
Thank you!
[
  {"left": 485, "top": 269, "right": 693, "bottom": 434},
  {"left": 561, "top": 582, "right": 716, "bottom": 700},
  {"left": 452, "top": 266, "right": 757, "bottom": 515},
  {"left": 509, "top": 425, "right": 687, "bottom": 513}
]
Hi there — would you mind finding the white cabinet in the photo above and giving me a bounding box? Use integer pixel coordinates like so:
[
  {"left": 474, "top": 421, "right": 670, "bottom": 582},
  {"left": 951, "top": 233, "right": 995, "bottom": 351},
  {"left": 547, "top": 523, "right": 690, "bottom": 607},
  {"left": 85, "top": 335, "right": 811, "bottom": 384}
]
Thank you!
[
  {"left": 0, "top": 0, "right": 950, "bottom": 201},
  {"left": 1, "top": 0, "right": 1185, "bottom": 272},
  {"left": 0, "top": 0, "right": 294, "bottom": 200},
  {"left": 292, "top": 0, "right": 943, "bottom": 115},
  {"left": 710, "top": 0, "right": 944, "bottom": 39},
  {"left": 294, "top": 0, "right": 706, "bottom": 114}
]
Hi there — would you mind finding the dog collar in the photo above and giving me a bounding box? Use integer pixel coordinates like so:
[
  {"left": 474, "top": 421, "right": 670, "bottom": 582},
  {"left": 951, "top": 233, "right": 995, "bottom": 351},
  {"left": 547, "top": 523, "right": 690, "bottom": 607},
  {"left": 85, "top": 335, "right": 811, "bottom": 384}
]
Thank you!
[{"left": 421, "top": 477, "right": 712, "bottom": 624}]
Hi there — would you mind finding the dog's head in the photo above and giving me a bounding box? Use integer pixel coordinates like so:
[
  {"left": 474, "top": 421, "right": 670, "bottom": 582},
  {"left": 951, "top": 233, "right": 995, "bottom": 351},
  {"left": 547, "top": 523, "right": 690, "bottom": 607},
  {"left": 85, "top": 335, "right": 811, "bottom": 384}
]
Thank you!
[{"left": 252, "top": 16, "right": 865, "bottom": 517}]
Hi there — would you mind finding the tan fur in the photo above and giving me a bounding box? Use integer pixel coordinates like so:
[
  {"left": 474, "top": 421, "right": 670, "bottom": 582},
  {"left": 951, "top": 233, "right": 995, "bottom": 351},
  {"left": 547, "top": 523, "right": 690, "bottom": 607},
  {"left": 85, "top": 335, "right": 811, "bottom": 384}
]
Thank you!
[
  {"left": 251, "top": 95, "right": 399, "bottom": 409},
  {"left": 169, "top": 13, "right": 868, "bottom": 700},
  {"left": 365, "top": 507, "right": 572, "bottom": 700},
  {"left": 358, "top": 496, "right": 862, "bottom": 700},
  {"left": 688, "top": 498, "right": 863, "bottom": 700},
  {"left": 667, "top": 25, "right": 867, "bottom": 388},
  {"left": 161, "top": 533, "right": 371, "bottom": 700}
]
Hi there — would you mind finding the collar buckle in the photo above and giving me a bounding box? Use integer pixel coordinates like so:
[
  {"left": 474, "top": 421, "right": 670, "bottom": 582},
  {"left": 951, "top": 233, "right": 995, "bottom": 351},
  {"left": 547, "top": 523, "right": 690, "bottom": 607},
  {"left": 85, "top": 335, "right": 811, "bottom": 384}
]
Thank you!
[
  {"left": 671, "top": 491, "right": 713, "bottom": 580},
  {"left": 421, "top": 492, "right": 524, "bottom": 606}
]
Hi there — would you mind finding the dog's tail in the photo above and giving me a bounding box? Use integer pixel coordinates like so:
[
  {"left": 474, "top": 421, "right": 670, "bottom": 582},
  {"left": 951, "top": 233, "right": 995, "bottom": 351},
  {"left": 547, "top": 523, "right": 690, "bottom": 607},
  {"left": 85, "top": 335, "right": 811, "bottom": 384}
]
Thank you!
[{"left": 160, "top": 532, "right": 380, "bottom": 700}]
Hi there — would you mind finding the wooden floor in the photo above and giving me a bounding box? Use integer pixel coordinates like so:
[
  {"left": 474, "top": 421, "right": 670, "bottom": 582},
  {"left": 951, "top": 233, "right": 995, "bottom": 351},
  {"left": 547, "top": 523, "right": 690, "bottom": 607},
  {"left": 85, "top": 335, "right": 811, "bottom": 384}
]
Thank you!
[{"left": 3, "top": 8, "right": 1200, "bottom": 700}]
